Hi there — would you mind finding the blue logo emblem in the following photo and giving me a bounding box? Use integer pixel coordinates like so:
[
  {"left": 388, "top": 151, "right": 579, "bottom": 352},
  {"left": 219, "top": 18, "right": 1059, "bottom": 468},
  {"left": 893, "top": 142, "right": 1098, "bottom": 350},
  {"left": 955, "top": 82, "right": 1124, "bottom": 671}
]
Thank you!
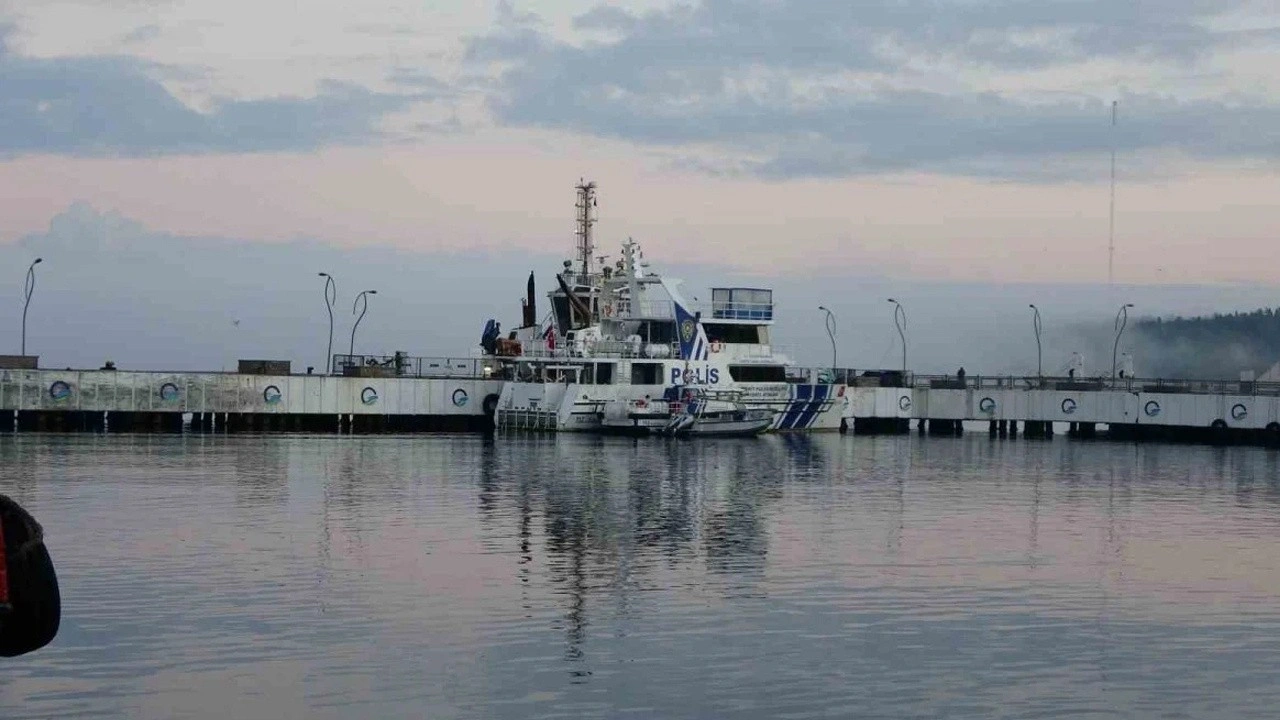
[
  {"left": 898, "top": 395, "right": 911, "bottom": 411},
  {"left": 1061, "top": 398, "right": 1077, "bottom": 414},
  {"left": 1144, "top": 400, "right": 1161, "bottom": 417},
  {"left": 361, "top": 387, "right": 379, "bottom": 406},
  {"left": 1231, "top": 403, "right": 1248, "bottom": 420},
  {"left": 160, "top": 383, "right": 180, "bottom": 402},
  {"left": 49, "top": 381, "right": 71, "bottom": 401},
  {"left": 263, "top": 385, "right": 282, "bottom": 405},
  {"left": 452, "top": 388, "right": 469, "bottom": 407},
  {"left": 978, "top": 397, "right": 996, "bottom": 413}
]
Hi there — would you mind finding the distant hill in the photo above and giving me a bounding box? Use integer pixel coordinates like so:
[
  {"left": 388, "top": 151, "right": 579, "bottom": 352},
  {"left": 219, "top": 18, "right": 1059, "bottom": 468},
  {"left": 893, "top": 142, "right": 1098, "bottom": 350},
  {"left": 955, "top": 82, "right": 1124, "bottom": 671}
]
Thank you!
[{"left": 1136, "top": 308, "right": 1280, "bottom": 380}]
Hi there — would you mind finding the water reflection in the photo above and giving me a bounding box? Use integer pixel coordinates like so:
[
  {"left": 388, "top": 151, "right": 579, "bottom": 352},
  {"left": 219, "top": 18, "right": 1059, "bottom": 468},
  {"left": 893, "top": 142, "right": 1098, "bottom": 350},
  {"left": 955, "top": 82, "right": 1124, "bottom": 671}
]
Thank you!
[{"left": 4, "top": 433, "right": 1280, "bottom": 719}]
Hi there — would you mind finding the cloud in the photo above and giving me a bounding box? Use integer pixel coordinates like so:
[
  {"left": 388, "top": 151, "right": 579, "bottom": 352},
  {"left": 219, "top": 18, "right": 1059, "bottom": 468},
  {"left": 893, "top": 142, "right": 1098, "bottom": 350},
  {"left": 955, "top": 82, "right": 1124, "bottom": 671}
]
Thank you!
[
  {"left": 0, "top": 26, "right": 429, "bottom": 157},
  {"left": 468, "top": 0, "right": 1280, "bottom": 180}
]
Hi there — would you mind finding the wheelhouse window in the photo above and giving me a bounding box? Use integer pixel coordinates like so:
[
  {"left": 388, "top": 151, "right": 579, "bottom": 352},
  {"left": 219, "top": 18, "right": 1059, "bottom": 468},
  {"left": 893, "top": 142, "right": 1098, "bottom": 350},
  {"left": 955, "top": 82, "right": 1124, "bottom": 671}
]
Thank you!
[
  {"left": 703, "top": 323, "right": 765, "bottom": 344},
  {"left": 728, "top": 365, "right": 786, "bottom": 382},
  {"left": 638, "top": 320, "right": 677, "bottom": 344}
]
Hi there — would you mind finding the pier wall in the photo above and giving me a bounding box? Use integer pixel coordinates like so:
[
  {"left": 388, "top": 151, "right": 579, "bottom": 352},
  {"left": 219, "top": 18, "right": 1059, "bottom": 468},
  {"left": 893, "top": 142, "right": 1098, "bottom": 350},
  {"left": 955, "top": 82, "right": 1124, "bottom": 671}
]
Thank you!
[
  {"left": 1, "top": 369, "right": 503, "bottom": 420},
  {"left": 846, "top": 386, "right": 1280, "bottom": 432}
]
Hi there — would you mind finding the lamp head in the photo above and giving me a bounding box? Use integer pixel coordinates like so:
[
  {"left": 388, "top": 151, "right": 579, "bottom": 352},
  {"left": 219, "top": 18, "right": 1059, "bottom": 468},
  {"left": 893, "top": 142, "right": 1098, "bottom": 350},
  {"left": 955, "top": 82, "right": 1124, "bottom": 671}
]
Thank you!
[{"left": 32, "top": 258, "right": 43, "bottom": 265}]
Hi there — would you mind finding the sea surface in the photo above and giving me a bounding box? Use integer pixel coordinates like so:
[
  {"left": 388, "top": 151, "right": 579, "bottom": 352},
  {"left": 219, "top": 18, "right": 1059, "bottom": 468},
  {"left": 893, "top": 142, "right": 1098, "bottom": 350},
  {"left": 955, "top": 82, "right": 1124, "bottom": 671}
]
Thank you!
[{"left": 2, "top": 433, "right": 1280, "bottom": 719}]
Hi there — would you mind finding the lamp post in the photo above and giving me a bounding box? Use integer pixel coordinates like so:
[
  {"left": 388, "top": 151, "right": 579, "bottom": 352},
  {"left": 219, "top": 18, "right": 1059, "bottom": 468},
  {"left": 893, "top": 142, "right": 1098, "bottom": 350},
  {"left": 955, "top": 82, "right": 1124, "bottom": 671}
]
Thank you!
[
  {"left": 887, "top": 298, "right": 906, "bottom": 375},
  {"left": 350, "top": 290, "right": 377, "bottom": 359},
  {"left": 21, "top": 258, "right": 43, "bottom": 356},
  {"left": 1112, "top": 303, "right": 1134, "bottom": 380},
  {"left": 1029, "top": 304, "right": 1042, "bottom": 378},
  {"left": 319, "top": 272, "right": 336, "bottom": 374},
  {"left": 818, "top": 306, "right": 837, "bottom": 371}
]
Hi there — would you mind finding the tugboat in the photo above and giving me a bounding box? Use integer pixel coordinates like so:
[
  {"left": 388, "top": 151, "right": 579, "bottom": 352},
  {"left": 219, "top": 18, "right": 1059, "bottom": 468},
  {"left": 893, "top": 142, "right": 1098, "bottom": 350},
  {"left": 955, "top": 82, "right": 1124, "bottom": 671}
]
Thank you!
[{"left": 483, "top": 180, "right": 846, "bottom": 433}]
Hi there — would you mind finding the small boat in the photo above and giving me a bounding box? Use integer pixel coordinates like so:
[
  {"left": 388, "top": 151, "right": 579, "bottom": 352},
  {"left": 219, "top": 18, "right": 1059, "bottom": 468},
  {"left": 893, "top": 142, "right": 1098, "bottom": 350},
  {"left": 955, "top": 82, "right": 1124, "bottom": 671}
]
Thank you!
[{"left": 599, "top": 388, "right": 774, "bottom": 438}]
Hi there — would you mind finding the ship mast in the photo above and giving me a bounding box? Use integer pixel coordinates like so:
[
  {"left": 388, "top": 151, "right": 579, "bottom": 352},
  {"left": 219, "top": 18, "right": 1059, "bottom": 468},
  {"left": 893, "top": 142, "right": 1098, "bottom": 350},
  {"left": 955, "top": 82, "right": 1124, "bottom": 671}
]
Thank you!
[{"left": 574, "top": 179, "right": 598, "bottom": 282}]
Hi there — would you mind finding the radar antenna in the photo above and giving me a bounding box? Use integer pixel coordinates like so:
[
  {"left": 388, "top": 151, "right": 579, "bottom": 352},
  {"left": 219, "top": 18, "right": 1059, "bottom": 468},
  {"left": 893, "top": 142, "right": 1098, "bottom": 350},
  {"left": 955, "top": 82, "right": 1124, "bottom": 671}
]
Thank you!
[{"left": 574, "top": 179, "right": 598, "bottom": 281}]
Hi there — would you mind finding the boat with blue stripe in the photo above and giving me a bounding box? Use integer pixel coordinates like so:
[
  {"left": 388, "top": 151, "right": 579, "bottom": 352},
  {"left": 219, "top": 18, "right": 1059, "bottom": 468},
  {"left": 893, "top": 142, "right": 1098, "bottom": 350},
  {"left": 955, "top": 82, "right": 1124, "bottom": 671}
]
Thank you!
[{"left": 484, "top": 181, "right": 847, "bottom": 433}]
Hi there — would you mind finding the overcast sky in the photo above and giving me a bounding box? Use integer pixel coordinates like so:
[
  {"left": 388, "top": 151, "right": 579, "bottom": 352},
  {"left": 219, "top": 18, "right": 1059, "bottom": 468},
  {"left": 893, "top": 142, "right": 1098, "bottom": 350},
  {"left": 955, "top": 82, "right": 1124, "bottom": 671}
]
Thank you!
[{"left": 1, "top": 1, "right": 1278, "bottom": 370}]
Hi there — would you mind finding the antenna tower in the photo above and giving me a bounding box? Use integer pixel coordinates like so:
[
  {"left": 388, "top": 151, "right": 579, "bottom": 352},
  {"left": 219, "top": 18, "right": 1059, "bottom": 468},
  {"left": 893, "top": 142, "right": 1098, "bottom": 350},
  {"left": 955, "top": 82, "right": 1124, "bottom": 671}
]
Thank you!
[
  {"left": 575, "top": 179, "right": 598, "bottom": 279},
  {"left": 1108, "top": 100, "right": 1117, "bottom": 286}
]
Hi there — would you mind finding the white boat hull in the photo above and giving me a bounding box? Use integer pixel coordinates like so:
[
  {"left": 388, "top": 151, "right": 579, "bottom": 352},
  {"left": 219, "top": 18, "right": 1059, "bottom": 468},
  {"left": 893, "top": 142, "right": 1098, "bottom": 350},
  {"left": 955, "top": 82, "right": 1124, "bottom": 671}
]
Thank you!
[{"left": 495, "top": 381, "right": 846, "bottom": 433}]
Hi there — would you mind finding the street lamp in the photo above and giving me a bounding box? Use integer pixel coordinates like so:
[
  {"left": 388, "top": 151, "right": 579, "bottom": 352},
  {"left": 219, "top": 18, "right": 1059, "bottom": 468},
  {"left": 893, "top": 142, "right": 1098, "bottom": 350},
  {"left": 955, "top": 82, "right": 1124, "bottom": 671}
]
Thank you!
[
  {"left": 319, "top": 272, "right": 336, "bottom": 374},
  {"left": 350, "top": 290, "right": 377, "bottom": 359},
  {"left": 887, "top": 298, "right": 906, "bottom": 374},
  {"left": 21, "top": 258, "right": 42, "bottom": 356},
  {"left": 1112, "top": 303, "right": 1134, "bottom": 380},
  {"left": 1029, "top": 304, "right": 1042, "bottom": 378},
  {"left": 818, "top": 306, "right": 837, "bottom": 371}
]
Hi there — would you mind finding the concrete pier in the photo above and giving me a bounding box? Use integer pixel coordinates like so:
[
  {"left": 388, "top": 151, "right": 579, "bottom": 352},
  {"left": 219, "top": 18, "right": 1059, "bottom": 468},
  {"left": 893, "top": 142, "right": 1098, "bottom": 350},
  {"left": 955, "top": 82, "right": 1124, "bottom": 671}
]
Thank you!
[
  {"left": 843, "top": 374, "right": 1280, "bottom": 447},
  {"left": 1, "top": 364, "right": 503, "bottom": 434}
]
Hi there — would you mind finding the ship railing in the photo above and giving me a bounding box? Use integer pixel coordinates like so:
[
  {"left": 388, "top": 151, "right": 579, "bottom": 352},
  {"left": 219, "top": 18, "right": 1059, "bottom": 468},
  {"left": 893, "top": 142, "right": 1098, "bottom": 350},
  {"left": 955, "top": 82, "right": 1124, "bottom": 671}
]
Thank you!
[
  {"left": 515, "top": 340, "right": 680, "bottom": 360},
  {"left": 332, "top": 354, "right": 496, "bottom": 379}
]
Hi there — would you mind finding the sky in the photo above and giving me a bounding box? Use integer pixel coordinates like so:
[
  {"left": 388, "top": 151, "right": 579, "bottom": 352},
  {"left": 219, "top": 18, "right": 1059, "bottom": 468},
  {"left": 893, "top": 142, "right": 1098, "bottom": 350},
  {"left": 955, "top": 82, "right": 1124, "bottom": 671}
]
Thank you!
[{"left": 1, "top": 0, "right": 1278, "bottom": 371}]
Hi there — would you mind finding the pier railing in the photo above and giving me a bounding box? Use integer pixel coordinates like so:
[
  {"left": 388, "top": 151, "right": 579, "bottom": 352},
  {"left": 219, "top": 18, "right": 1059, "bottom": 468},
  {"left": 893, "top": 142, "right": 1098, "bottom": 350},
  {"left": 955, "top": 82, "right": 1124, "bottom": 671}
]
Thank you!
[
  {"left": 332, "top": 354, "right": 493, "bottom": 378},
  {"left": 906, "top": 374, "right": 1280, "bottom": 396}
]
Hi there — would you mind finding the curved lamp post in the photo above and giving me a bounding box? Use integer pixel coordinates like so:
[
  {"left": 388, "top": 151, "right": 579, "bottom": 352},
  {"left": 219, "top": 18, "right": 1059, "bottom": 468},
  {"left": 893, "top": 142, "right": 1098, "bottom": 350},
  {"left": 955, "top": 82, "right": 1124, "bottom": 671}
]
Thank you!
[
  {"left": 1111, "top": 303, "right": 1134, "bottom": 380},
  {"left": 818, "top": 306, "right": 837, "bottom": 371},
  {"left": 350, "top": 290, "right": 377, "bottom": 359},
  {"left": 887, "top": 298, "right": 907, "bottom": 375},
  {"left": 319, "top": 272, "right": 336, "bottom": 374},
  {"left": 21, "top": 258, "right": 43, "bottom": 356},
  {"left": 1029, "top": 304, "right": 1042, "bottom": 378}
]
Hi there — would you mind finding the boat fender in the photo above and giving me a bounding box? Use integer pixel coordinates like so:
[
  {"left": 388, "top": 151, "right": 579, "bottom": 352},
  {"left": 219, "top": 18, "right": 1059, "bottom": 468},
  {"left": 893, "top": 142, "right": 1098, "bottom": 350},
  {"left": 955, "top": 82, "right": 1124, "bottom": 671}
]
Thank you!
[
  {"left": 710, "top": 340, "right": 723, "bottom": 353},
  {"left": 0, "top": 495, "right": 60, "bottom": 658},
  {"left": 482, "top": 394, "right": 500, "bottom": 417}
]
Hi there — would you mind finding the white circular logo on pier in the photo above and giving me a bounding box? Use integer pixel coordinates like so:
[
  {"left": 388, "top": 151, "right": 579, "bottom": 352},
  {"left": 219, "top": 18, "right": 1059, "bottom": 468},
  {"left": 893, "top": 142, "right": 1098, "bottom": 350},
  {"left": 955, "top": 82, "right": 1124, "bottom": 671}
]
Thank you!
[
  {"left": 1231, "top": 403, "right": 1248, "bottom": 420},
  {"left": 1144, "top": 400, "right": 1161, "bottom": 417},
  {"left": 452, "top": 389, "right": 469, "bottom": 407},
  {"left": 979, "top": 397, "right": 996, "bottom": 413},
  {"left": 263, "top": 385, "right": 282, "bottom": 405},
  {"left": 361, "top": 387, "right": 379, "bottom": 406},
  {"left": 898, "top": 395, "right": 911, "bottom": 411},
  {"left": 1061, "top": 398, "right": 1077, "bottom": 415}
]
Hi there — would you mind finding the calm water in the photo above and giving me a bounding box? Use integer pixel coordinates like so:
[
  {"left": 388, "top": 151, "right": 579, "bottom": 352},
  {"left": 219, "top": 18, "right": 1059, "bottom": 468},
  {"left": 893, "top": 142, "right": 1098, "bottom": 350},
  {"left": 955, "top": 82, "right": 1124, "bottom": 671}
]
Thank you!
[{"left": 3, "top": 433, "right": 1280, "bottom": 719}]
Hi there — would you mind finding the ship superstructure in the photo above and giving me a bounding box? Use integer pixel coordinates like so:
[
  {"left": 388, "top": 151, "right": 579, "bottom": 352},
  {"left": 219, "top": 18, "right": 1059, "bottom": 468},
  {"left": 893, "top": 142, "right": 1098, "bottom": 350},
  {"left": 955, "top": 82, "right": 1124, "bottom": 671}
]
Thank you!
[{"left": 481, "top": 181, "right": 845, "bottom": 432}]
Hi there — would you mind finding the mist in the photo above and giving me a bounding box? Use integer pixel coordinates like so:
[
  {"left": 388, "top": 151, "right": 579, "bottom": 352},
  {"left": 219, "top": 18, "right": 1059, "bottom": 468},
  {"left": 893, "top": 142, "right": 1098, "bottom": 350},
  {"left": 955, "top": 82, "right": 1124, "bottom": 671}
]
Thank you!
[{"left": 3, "top": 204, "right": 1277, "bottom": 377}]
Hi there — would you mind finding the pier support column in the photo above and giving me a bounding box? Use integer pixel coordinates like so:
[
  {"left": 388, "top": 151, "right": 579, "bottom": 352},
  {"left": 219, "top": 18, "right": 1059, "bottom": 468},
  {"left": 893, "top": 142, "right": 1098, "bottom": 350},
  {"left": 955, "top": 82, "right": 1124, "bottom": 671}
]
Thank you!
[
  {"left": 1, "top": 410, "right": 14, "bottom": 433},
  {"left": 917, "top": 419, "right": 926, "bottom": 435},
  {"left": 988, "top": 420, "right": 997, "bottom": 437},
  {"left": 1009, "top": 421, "right": 1018, "bottom": 438}
]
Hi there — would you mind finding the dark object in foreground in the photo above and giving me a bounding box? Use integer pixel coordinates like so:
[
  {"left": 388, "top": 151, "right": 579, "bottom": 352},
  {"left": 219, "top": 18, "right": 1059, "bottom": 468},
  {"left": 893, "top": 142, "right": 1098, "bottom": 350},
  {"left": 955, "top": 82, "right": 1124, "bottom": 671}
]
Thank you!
[{"left": 0, "top": 495, "right": 60, "bottom": 657}]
